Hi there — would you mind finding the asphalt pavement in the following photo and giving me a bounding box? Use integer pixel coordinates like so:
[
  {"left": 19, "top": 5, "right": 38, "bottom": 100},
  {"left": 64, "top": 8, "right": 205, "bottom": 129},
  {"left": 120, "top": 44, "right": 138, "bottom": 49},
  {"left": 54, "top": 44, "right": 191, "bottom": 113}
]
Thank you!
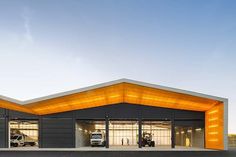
[{"left": 0, "top": 148, "right": 235, "bottom": 157}]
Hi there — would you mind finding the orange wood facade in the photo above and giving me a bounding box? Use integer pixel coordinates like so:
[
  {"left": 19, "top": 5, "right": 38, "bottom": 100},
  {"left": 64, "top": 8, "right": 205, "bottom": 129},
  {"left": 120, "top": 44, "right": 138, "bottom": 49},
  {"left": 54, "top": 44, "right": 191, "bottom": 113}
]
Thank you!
[{"left": 205, "top": 103, "right": 224, "bottom": 150}]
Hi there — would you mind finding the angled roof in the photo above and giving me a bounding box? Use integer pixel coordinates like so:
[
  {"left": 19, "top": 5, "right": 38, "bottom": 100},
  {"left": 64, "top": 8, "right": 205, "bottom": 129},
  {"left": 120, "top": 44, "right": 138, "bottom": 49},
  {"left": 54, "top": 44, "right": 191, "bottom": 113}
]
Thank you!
[{"left": 0, "top": 79, "right": 227, "bottom": 115}]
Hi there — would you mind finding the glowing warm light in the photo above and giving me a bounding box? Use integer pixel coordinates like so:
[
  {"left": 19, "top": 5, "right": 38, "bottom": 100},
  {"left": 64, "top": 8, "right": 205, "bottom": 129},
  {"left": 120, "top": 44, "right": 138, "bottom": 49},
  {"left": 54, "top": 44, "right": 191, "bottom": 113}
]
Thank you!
[
  {"left": 195, "top": 128, "right": 202, "bottom": 131},
  {"left": 208, "top": 132, "right": 218, "bottom": 135},
  {"left": 208, "top": 124, "right": 218, "bottom": 128},
  {"left": 209, "top": 117, "right": 218, "bottom": 121},
  {"left": 142, "top": 96, "right": 155, "bottom": 100},
  {"left": 82, "top": 97, "right": 105, "bottom": 103},
  {"left": 208, "top": 110, "right": 218, "bottom": 115},
  {"left": 208, "top": 139, "right": 219, "bottom": 142},
  {"left": 127, "top": 94, "right": 139, "bottom": 98},
  {"left": 187, "top": 130, "right": 192, "bottom": 133},
  {"left": 181, "top": 131, "right": 185, "bottom": 134},
  {"left": 109, "top": 95, "right": 120, "bottom": 98}
]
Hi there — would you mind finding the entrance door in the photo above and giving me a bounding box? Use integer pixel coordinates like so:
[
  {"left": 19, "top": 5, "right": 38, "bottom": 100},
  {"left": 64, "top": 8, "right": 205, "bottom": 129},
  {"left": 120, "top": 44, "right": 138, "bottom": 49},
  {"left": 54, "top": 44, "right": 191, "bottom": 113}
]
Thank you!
[
  {"left": 109, "top": 121, "right": 138, "bottom": 146},
  {"left": 142, "top": 121, "right": 171, "bottom": 147},
  {"left": 9, "top": 120, "right": 38, "bottom": 148},
  {"left": 175, "top": 126, "right": 204, "bottom": 148}
]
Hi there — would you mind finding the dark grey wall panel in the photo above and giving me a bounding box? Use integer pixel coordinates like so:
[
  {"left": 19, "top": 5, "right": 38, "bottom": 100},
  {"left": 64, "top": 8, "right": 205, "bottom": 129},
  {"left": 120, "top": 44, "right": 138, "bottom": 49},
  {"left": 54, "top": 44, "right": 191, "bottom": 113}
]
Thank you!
[
  {"left": 75, "top": 106, "right": 107, "bottom": 119},
  {"left": 175, "top": 120, "right": 204, "bottom": 127},
  {"left": 140, "top": 105, "right": 173, "bottom": 119},
  {"left": 0, "top": 109, "right": 8, "bottom": 148},
  {"left": 41, "top": 103, "right": 205, "bottom": 121},
  {"left": 73, "top": 103, "right": 203, "bottom": 120},
  {"left": 40, "top": 118, "right": 75, "bottom": 148},
  {"left": 107, "top": 104, "right": 139, "bottom": 119},
  {"left": 174, "top": 110, "right": 204, "bottom": 120},
  {"left": 9, "top": 110, "right": 38, "bottom": 119},
  {"left": 43, "top": 111, "right": 74, "bottom": 118},
  {"left": 0, "top": 118, "right": 8, "bottom": 148},
  {"left": 0, "top": 108, "right": 6, "bottom": 116}
]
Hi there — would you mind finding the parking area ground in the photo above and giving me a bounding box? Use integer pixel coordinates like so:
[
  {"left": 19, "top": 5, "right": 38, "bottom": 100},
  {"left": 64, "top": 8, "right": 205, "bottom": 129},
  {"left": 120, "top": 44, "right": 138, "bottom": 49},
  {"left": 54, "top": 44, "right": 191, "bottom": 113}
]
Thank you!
[{"left": 0, "top": 148, "right": 235, "bottom": 157}]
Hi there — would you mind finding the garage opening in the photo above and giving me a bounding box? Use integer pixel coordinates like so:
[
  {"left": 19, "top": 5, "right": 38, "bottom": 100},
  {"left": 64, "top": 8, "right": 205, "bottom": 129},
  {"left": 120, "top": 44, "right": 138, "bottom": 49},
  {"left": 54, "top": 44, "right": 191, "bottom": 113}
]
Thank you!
[
  {"left": 142, "top": 121, "right": 171, "bottom": 148},
  {"left": 9, "top": 120, "right": 38, "bottom": 148},
  {"left": 76, "top": 120, "right": 106, "bottom": 148},
  {"left": 109, "top": 120, "right": 138, "bottom": 147},
  {"left": 175, "top": 126, "right": 204, "bottom": 148}
]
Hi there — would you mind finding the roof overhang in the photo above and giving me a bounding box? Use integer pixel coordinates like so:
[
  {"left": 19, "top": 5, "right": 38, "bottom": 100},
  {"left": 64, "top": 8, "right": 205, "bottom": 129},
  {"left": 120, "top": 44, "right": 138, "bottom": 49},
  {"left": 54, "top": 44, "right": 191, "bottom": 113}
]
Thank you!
[{"left": 0, "top": 79, "right": 227, "bottom": 115}]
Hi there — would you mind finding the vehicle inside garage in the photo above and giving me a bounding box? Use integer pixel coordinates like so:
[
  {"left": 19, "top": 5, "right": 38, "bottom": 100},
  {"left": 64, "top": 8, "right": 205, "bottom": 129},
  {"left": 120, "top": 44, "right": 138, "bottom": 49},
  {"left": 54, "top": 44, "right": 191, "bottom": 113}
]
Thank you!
[
  {"left": 142, "top": 121, "right": 171, "bottom": 148},
  {"left": 9, "top": 120, "right": 38, "bottom": 148},
  {"left": 75, "top": 120, "right": 106, "bottom": 147}
]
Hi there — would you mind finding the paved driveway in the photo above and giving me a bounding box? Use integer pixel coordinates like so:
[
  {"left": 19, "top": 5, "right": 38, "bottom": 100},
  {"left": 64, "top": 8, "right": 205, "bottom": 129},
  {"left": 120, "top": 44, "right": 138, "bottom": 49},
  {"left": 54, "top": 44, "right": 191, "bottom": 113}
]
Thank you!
[{"left": 0, "top": 148, "right": 235, "bottom": 157}]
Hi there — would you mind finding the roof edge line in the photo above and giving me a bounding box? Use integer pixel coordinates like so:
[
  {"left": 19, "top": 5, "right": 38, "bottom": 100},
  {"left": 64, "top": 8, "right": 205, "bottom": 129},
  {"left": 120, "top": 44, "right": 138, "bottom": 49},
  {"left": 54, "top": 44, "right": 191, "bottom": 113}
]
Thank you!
[
  {"left": 123, "top": 79, "right": 228, "bottom": 102},
  {"left": 23, "top": 79, "right": 129, "bottom": 104},
  {"left": 0, "top": 78, "right": 228, "bottom": 105}
]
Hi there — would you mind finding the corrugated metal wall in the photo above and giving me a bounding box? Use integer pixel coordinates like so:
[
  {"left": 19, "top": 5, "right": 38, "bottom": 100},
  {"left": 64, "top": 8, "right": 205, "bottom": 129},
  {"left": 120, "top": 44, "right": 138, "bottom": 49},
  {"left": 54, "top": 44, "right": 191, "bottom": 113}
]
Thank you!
[
  {"left": 0, "top": 108, "right": 8, "bottom": 148},
  {"left": 40, "top": 118, "right": 75, "bottom": 148}
]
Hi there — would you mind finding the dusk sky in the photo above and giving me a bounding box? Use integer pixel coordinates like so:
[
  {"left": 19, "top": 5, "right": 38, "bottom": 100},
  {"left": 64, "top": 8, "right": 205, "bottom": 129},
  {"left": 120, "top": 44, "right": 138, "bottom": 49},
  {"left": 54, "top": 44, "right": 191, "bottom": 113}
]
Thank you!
[{"left": 0, "top": 0, "right": 236, "bottom": 133}]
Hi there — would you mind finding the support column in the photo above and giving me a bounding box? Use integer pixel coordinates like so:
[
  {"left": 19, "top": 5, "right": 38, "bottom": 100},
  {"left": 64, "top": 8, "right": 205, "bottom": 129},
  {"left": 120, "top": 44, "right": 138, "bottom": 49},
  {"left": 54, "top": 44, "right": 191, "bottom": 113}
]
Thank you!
[
  {"left": 105, "top": 115, "right": 109, "bottom": 148},
  {"left": 138, "top": 118, "right": 142, "bottom": 148},
  {"left": 5, "top": 116, "right": 9, "bottom": 148},
  {"left": 5, "top": 109, "right": 9, "bottom": 148},
  {"left": 72, "top": 115, "right": 76, "bottom": 148},
  {"left": 38, "top": 116, "right": 43, "bottom": 148},
  {"left": 171, "top": 119, "right": 175, "bottom": 148}
]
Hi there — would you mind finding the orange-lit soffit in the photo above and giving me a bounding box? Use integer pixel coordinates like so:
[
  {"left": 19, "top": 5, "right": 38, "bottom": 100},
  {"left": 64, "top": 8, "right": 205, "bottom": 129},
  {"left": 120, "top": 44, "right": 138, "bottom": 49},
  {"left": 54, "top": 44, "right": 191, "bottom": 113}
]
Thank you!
[
  {"left": 0, "top": 82, "right": 220, "bottom": 115},
  {"left": 0, "top": 99, "right": 36, "bottom": 114}
]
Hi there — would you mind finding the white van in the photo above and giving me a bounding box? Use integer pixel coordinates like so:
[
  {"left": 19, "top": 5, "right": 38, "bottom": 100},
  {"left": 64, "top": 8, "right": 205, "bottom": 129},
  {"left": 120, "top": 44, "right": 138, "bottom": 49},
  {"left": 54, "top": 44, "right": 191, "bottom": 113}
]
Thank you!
[
  {"left": 90, "top": 132, "right": 106, "bottom": 147},
  {"left": 10, "top": 134, "right": 37, "bottom": 147}
]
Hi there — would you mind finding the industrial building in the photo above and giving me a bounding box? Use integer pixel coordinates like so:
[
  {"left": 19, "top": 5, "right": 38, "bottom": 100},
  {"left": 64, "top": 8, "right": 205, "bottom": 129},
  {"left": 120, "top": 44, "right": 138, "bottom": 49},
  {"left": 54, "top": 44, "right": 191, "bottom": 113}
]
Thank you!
[{"left": 0, "top": 79, "right": 228, "bottom": 150}]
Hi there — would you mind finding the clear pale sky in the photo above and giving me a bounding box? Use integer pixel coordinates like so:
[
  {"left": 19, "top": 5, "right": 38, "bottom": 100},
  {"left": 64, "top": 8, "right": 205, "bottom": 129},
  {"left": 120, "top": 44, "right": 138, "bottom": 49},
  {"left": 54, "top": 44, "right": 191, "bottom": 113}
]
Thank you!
[{"left": 0, "top": 0, "right": 235, "bottom": 133}]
